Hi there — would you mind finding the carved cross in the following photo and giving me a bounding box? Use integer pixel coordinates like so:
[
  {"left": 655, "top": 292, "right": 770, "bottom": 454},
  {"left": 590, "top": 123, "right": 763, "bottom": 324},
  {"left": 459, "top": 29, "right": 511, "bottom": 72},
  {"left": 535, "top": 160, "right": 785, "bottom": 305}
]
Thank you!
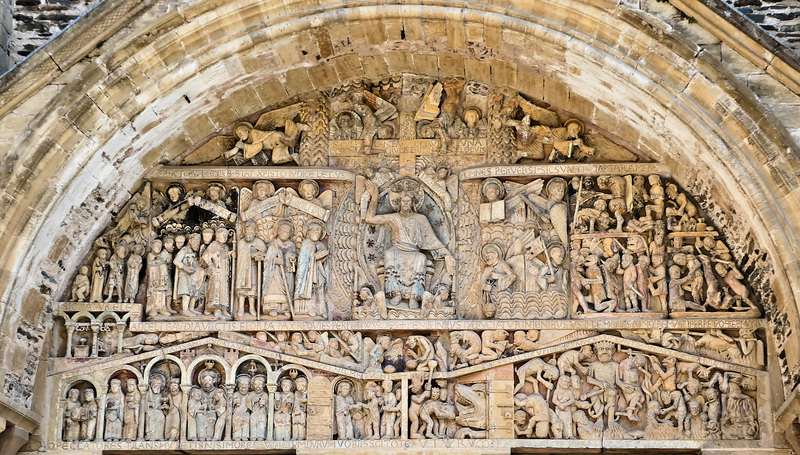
[{"left": 377, "top": 111, "right": 440, "bottom": 176}]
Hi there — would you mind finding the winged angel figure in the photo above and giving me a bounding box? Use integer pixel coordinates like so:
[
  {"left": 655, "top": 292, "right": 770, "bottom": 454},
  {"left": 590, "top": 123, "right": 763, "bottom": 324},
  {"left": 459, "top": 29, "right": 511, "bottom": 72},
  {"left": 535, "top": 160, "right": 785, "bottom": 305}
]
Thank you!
[{"left": 222, "top": 104, "right": 311, "bottom": 165}]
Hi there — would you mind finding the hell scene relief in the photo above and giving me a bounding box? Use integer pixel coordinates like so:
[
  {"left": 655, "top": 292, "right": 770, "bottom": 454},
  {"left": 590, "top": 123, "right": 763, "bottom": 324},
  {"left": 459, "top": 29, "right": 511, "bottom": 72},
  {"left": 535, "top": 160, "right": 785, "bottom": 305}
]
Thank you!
[{"left": 48, "top": 74, "right": 770, "bottom": 451}]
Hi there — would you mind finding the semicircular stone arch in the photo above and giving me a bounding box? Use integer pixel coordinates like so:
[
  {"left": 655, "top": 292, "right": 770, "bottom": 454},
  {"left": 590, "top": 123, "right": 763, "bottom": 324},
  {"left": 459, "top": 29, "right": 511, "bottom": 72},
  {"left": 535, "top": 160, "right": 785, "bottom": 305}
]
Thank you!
[{"left": 2, "top": 0, "right": 800, "bottom": 453}]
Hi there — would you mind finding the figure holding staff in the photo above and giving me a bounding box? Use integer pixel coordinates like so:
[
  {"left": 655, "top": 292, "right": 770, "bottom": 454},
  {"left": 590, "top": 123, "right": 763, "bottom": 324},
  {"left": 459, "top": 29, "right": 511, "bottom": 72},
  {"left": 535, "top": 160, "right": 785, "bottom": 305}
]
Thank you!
[
  {"left": 235, "top": 221, "right": 266, "bottom": 319},
  {"left": 261, "top": 221, "right": 297, "bottom": 319}
]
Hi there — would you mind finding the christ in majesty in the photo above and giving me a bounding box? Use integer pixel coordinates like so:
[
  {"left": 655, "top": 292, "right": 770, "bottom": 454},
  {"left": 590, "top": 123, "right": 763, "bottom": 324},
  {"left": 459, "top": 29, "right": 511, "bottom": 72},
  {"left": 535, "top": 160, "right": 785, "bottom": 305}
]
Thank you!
[{"left": 363, "top": 179, "right": 454, "bottom": 309}]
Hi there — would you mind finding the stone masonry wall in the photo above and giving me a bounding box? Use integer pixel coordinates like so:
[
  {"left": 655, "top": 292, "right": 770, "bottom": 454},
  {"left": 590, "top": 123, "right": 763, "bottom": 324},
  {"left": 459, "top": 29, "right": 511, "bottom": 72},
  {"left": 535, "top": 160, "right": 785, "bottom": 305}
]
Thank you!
[
  {"left": 1, "top": 0, "right": 11, "bottom": 73},
  {"left": 722, "top": 0, "right": 800, "bottom": 51},
  {"left": 0, "top": 0, "right": 98, "bottom": 74},
  {"left": 1, "top": 0, "right": 798, "bottom": 74}
]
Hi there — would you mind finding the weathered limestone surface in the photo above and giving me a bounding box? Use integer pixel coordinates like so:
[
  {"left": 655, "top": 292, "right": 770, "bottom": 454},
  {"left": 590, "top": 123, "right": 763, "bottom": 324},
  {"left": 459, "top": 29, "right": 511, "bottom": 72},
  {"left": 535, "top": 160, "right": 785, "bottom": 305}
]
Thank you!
[
  {"left": 0, "top": 0, "right": 799, "bottom": 454},
  {"left": 0, "top": 0, "right": 101, "bottom": 74},
  {"left": 640, "top": 0, "right": 800, "bottom": 154},
  {"left": 0, "top": 0, "right": 11, "bottom": 71}
]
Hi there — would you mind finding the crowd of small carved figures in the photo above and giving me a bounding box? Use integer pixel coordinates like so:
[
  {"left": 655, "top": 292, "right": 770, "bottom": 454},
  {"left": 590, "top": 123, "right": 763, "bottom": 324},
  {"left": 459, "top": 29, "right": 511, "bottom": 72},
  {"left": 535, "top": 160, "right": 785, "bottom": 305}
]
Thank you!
[
  {"left": 59, "top": 340, "right": 757, "bottom": 442},
  {"left": 210, "top": 75, "right": 600, "bottom": 167},
  {"left": 53, "top": 75, "right": 766, "bottom": 447},
  {"left": 65, "top": 172, "right": 759, "bottom": 324},
  {"left": 66, "top": 75, "right": 759, "bottom": 323},
  {"left": 65, "top": 325, "right": 762, "bottom": 375},
  {"left": 511, "top": 341, "right": 758, "bottom": 441}
]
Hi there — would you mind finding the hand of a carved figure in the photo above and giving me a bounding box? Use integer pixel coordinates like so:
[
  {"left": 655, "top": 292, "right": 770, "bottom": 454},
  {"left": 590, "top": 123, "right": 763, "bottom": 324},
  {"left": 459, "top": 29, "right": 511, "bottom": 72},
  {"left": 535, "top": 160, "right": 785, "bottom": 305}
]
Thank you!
[
  {"left": 275, "top": 257, "right": 284, "bottom": 265},
  {"left": 364, "top": 179, "right": 378, "bottom": 198},
  {"left": 444, "top": 255, "right": 455, "bottom": 272}
]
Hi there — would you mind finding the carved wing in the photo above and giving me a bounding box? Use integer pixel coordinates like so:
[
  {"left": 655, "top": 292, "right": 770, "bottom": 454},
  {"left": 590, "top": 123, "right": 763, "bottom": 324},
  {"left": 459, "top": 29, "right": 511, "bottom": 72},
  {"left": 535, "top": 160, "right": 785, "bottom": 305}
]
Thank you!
[
  {"left": 549, "top": 202, "right": 569, "bottom": 246},
  {"left": 253, "top": 104, "right": 303, "bottom": 131},
  {"left": 504, "top": 179, "right": 543, "bottom": 200},
  {"left": 240, "top": 188, "right": 254, "bottom": 212},
  {"left": 523, "top": 179, "right": 546, "bottom": 195},
  {"left": 317, "top": 190, "right": 333, "bottom": 211},
  {"left": 219, "top": 134, "right": 237, "bottom": 152},
  {"left": 418, "top": 173, "right": 452, "bottom": 212},
  {"left": 517, "top": 96, "right": 559, "bottom": 127},
  {"left": 446, "top": 175, "right": 459, "bottom": 203},
  {"left": 362, "top": 90, "right": 398, "bottom": 122},
  {"left": 455, "top": 183, "right": 481, "bottom": 318},
  {"left": 188, "top": 188, "right": 205, "bottom": 199},
  {"left": 331, "top": 187, "right": 360, "bottom": 300},
  {"left": 152, "top": 190, "right": 168, "bottom": 216},
  {"left": 275, "top": 187, "right": 299, "bottom": 199},
  {"left": 361, "top": 90, "right": 380, "bottom": 111},
  {"left": 415, "top": 82, "right": 442, "bottom": 121},
  {"left": 225, "top": 187, "right": 239, "bottom": 212},
  {"left": 113, "top": 186, "right": 149, "bottom": 225}
]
